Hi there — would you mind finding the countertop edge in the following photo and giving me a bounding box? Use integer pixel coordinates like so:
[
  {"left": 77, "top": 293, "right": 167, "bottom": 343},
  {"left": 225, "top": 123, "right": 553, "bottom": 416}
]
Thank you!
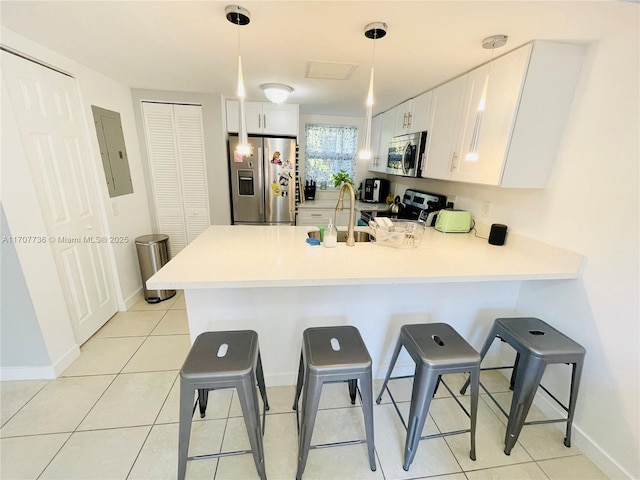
[{"left": 146, "top": 226, "right": 585, "bottom": 290}]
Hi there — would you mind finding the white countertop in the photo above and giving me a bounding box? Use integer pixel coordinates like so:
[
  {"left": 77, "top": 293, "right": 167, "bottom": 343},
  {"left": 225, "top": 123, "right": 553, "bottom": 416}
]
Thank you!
[{"left": 147, "top": 225, "right": 584, "bottom": 290}]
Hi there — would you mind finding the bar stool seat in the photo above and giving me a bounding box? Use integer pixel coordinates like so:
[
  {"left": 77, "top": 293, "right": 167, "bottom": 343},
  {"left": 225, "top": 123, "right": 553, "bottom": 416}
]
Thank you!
[
  {"left": 178, "top": 330, "right": 269, "bottom": 480},
  {"left": 376, "top": 323, "right": 480, "bottom": 471},
  {"left": 460, "top": 317, "right": 585, "bottom": 455},
  {"left": 292, "top": 326, "right": 376, "bottom": 480}
]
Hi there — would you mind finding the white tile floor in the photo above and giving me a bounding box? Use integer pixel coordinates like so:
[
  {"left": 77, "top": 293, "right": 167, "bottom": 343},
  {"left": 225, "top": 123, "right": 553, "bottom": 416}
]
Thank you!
[{"left": 1, "top": 292, "right": 610, "bottom": 480}]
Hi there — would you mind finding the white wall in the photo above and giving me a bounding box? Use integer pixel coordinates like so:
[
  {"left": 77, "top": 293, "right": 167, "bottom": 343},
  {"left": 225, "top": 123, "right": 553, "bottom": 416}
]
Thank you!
[
  {"left": 514, "top": 23, "right": 639, "bottom": 480},
  {"left": 371, "top": 22, "right": 639, "bottom": 480},
  {"left": 0, "top": 206, "right": 51, "bottom": 369}
]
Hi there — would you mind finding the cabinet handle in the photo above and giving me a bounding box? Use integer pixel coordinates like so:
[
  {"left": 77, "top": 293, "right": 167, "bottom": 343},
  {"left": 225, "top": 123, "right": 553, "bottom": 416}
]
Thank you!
[
  {"left": 258, "top": 114, "right": 261, "bottom": 128},
  {"left": 407, "top": 112, "right": 412, "bottom": 127},
  {"left": 403, "top": 113, "right": 408, "bottom": 128},
  {"left": 451, "top": 152, "right": 458, "bottom": 171},
  {"left": 263, "top": 114, "right": 267, "bottom": 129}
]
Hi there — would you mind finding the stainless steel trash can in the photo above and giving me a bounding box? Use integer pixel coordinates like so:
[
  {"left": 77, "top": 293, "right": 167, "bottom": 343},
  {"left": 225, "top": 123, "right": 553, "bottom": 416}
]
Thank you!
[{"left": 135, "top": 234, "right": 176, "bottom": 303}]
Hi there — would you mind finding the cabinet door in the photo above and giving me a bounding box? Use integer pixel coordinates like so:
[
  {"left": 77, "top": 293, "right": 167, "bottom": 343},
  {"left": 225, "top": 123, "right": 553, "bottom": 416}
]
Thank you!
[
  {"left": 375, "top": 110, "right": 396, "bottom": 173},
  {"left": 393, "top": 101, "right": 411, "bottom": 136},
  {"left": 367, "top": 114, "right": 384, "bottom": 171},
  {"left": 262, "top": 103, "right": 299, "bottom": 136},
  {"left": 407, "top": 91, "right": 432, "bottom": 134},
  {"left": 225, "top": 100, "right": 262, "bottom": 134},
  {"left": 422, "top": 75, "right": 467, "bottom": 180},
  {"left": 244, "top": 102, "right": 263, "bottom": 133},
  {"left": 453, "top": 47, "right": 529, "bottom": 185}
]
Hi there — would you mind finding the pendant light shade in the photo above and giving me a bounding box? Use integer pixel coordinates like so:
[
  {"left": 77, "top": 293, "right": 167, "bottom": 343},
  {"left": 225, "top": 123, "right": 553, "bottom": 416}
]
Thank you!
[
  {"left": 226, "top": 5, "right": 252, "bottom": 156},
  {"left": 358, "top": 22, "right": 387, "bottom": 161},
  {"left": 465, "top": 34, "right": 508, "bottom": 162}
]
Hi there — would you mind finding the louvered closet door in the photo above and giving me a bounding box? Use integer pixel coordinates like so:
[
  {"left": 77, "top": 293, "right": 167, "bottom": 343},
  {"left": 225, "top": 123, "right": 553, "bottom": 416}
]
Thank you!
[
  {"left": 173, "top": 105, "right": 210, "bottom": 243},
  {"left": 142, "top": 102, "right": 210, "bottom": 256}
]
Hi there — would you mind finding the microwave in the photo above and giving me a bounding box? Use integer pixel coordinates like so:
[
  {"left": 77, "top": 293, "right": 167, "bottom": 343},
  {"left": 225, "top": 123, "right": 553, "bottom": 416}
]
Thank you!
[{"left": 387, "top": 131, "right": 427, "bottom": 177}]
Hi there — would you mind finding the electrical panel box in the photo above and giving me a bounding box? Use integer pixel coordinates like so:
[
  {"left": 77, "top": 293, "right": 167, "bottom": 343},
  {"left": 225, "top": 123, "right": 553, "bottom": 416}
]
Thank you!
[{"left": 92, "top": 106, "right": 133, "bottom": 197}]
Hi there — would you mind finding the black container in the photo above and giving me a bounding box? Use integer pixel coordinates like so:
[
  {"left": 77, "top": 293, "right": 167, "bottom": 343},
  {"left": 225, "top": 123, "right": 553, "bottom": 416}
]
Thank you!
[{"left": 304, "top": 185, "right": 316, "bottom": 201}]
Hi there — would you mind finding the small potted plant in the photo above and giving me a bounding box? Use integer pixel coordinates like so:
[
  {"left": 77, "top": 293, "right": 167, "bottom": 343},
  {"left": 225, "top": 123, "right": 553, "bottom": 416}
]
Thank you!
[{"left": 330, "top": 169, "right": 354, "bottom": 188}]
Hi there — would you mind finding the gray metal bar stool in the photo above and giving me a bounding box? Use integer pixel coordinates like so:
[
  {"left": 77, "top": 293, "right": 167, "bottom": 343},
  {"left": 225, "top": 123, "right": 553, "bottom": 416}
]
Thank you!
[
  {"left": 292, "top": 326, "right": 376, "bottom": 480},
  {"left": 460, "top": 317, "right": 585, "bottom": 455},
  {"left": 376, "top": 323, "right": 480, "bottom": 471},
  {"left": 178, "top": 330, "right": 270, "bottom": 480}
]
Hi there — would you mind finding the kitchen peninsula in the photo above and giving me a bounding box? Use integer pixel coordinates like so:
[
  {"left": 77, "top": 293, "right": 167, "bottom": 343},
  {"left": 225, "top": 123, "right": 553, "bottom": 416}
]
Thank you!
[{"left": 147, "top": 225, "right": 584, "bottom": 385}]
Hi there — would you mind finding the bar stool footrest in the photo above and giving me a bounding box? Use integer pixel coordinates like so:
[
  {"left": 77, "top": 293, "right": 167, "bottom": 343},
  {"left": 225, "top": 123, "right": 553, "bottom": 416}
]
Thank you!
[
  {"left": 188, "top": 449, "right": 254, "bottom": 461},
  {"left": 310, "top": 439, "right": 368, "bottom": 450}
]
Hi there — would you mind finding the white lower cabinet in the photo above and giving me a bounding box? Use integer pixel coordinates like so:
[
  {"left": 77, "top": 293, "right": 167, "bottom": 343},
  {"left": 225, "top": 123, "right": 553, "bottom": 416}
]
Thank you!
[
  {"left": 297, "top": 208, "right": 351, "bottom": 226},
  {"left": 422, "top": 41, "right": 584, "bottom": 188}
]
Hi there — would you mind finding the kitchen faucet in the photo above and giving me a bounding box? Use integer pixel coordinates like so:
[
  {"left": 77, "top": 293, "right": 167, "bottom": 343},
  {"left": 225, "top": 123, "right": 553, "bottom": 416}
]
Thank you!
[{"left": 335, "top": 182, "right": 356, "bottom": 246}]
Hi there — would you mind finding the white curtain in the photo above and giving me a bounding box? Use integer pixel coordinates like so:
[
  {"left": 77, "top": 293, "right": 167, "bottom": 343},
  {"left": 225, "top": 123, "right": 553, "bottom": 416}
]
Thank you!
[{"left": 304, "top": 124, "right": 358, "bottom": 185}]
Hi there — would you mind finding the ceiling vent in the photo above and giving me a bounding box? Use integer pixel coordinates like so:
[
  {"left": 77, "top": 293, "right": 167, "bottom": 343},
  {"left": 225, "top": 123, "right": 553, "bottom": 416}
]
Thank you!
[{"left": 305, "top": 61, "right": 357, "bottom": 80}]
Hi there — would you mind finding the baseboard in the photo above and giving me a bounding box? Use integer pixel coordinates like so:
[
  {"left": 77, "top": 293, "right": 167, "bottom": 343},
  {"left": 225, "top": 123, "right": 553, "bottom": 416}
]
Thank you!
[
  {"left": 1, "top": 365, "right": 56, "bottom": 380},
  {"left": 533, "top": 392, "right": 634, "bottom": 480},
  {"left": 51, "top": 343, "right": 80, "bottom": 377},
  {"left": 124, "top": 287, "right": 143, "bottom": 310}
]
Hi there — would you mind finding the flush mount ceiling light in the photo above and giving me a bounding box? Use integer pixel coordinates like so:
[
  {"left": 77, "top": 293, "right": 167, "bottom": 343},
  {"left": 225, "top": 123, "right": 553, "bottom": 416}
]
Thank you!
[
  {"left": 226, "top": 4, "right": 252, "bottom": 157},
  {"left": 358, "top": 22, "right": 387, "bottom": 161},
  {"left": 261, "top": 83, "right": 293, "bottom": 104},
  {"left": 465, "top": 34, "right": 508, "bottom": 162}
]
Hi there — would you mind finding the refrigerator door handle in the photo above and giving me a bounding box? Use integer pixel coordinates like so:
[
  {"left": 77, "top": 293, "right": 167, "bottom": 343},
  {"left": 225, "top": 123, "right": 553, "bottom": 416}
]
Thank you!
[{"left": 258, "top": 146, "right": 264, "bottom": 215}]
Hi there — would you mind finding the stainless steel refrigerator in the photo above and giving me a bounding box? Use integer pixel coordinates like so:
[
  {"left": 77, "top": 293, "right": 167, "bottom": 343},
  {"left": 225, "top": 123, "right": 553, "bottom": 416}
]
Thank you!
[{"left": 228, "top": 134, "right": 297, "bottom": 225}]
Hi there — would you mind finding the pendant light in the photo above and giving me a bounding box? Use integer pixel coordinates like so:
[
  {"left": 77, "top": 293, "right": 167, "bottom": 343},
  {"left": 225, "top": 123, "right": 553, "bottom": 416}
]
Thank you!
[
  {"left": 358, "top": 22, "right": 387, "bottom": 161},
  {"left": 465, "top": 34, "right": 508, "bottom": 162},
  {"left": 226, "top": 5, "right": 252, "bottom": 156}
]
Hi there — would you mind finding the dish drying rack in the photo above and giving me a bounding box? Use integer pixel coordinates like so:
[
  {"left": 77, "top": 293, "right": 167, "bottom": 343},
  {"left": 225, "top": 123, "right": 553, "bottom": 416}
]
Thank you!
[{"left": 368, "top": 218, "right": 425, "bottom": 249}]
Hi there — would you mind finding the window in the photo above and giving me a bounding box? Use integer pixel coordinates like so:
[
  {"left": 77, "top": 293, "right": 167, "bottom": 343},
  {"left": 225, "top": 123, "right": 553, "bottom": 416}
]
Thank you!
[{"left": 304, "top": 124, "right": 358, "bottom": 186}]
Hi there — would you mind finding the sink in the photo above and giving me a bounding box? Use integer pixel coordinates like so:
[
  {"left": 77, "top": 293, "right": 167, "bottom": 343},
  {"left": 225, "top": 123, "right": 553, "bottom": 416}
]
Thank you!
[{"left": 307, "top": 230, "right": 372, "bottom": 243}]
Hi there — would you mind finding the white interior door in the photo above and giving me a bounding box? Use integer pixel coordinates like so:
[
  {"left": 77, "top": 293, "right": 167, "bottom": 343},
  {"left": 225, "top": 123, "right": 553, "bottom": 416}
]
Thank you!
[{"left": 1, "top": 51, "right": 117, "bottom": 345}]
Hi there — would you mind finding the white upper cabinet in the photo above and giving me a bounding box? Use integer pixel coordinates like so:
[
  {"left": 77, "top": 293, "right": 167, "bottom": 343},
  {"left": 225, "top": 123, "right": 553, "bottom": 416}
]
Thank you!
[
  {"left": 422, "top": 41, "right": 584, "bottom": 188},
  {"left": 367, "top": 114, "right": 384, "bottom": 172},
  {"left": 226, "top": 100, "right": 299, "bottom": 136},
  {"left": 368, "top": 109, "right": 396, "bottom": 173},
  {"left": 393, "top": 91, "right": 432, "bottom": 136},
  {"left": 422, "top": 75, "right": 467, "bottom": 180}
]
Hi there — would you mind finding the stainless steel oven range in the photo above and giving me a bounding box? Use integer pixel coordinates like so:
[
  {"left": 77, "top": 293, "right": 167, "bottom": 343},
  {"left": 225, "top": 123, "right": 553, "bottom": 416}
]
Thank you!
[{"left": 360, "top": 189, "right": 448, "bottom": 226}]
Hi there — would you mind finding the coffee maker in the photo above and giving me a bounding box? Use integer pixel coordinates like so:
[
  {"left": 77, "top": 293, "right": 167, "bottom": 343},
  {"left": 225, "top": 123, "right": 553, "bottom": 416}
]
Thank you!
[{"left": 363, "top": 178, "right": 389, "bottom": 203}]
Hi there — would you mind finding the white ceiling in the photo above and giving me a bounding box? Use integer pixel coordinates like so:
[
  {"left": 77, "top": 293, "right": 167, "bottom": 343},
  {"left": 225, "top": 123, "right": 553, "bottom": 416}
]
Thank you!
[{"left": 1, "top": 1, "right": 636, "bottom": 116}]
